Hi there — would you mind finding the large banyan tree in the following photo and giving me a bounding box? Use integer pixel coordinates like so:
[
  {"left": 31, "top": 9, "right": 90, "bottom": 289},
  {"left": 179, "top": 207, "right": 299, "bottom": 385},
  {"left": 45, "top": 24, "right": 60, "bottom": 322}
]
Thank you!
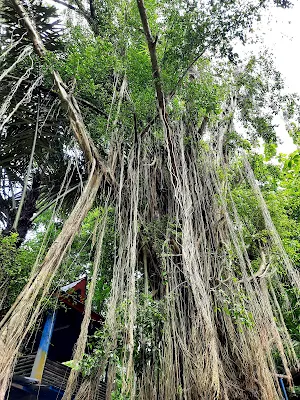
[{"left": 0, "top": 0, "right": 300, "bottom": 399}]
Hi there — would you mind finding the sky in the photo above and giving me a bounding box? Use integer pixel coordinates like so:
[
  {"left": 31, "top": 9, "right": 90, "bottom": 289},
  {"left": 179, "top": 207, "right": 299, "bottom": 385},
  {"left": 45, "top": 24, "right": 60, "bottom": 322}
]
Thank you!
[
  {"left": 263, "top": 2, "right": 300, "bottom": 94},
  {"left": 255, "top": 2, "right": 300, "bottom": 154}
]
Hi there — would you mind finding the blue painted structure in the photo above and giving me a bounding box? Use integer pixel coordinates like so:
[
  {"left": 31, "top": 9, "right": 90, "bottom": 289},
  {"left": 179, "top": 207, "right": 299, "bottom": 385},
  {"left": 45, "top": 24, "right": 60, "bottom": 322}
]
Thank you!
[
  {"left": 30, "top": 311, "right": 56, "bottom": 382},
  {"left": 279, "top": 377, "right": 289, "bottom": 400},
  {"left": 10, "top": 376, "right": 65, "bottom": 399}
]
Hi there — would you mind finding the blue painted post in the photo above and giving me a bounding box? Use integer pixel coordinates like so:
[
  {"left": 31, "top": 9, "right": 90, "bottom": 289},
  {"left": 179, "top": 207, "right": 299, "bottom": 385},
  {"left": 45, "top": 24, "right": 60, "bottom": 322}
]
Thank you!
[
  {"left": 279, "top": 377, "right": 289, "bottom": 400},
  {"left": 30, "top": 311, "right": 56, "bottom": 382}
]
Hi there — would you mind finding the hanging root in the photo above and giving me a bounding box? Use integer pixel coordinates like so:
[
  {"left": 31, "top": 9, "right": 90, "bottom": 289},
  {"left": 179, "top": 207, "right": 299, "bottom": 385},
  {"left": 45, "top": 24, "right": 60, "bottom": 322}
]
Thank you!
[
  {"left": 0, "top": 33, "right": 27, "bottom": 61},
  {"left": 63, "top": 203, "right": 110, "bottom": 400},
  {"left": 0, "top": 75, "right": 43, "bottom": 132},
  {"left": 243, "top": 155, "right": 300, "bottom": 288},
  {"left": 0, "top": 45, "right": 32, "bottom": 82},
  {"left": 0, "top": 67, "right": 33, "bottom": 121}
]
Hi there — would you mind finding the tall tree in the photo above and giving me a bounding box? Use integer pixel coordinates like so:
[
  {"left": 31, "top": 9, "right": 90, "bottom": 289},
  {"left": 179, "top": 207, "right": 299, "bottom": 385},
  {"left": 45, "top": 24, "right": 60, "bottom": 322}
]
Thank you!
[{"left": 0, "top": 1, "right": 299, "bottom": 399}]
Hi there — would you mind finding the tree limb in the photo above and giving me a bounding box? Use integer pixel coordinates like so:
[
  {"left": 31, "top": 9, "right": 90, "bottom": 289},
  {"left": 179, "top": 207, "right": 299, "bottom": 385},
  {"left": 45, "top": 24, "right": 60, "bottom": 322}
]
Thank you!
[
  {"left": 136, "top": 0, "right": 165, "bottom": 113},
  {"left": 73, "top": 0, "right": 99, "bottom": 35},
  {"left": 89, "top": 0, "right": 96, "bottom": 21},
  {"left": 136, "top": 0, "right": 177, "bottom": 176},
  {"left": 137, "top": 40, "right": 208, "bottom": 138}
]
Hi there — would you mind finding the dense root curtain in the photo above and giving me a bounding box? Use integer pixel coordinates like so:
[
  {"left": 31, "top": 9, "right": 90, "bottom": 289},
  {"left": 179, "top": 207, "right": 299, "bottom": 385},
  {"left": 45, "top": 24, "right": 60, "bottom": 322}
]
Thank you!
[
  {"left": 70, "top": 122, "right": 300, "bottom": 400},
  {"left": 3, "top": 115, "right": 298, "bottom": 399}
]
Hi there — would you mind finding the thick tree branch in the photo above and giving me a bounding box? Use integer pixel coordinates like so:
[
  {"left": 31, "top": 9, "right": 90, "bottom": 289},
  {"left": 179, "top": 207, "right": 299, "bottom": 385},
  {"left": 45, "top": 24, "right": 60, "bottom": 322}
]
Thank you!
[
  {"left": 12, "top": 0, "right": 45, "bottom": 57},
  {"left": 89, "top": 0, "right": 96, "bottom": 21},
  {"left": 137, "top": 37, "right": 208, "bottom": 138},
  {"left": 73, "top": 0, "right": 99, "bottom": 35},
  {"left": 136, "top": 0, "right": 165, "bottom": 113},
  {"left": 136, "top": 0, "right": 177, "bottom": 176}
]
